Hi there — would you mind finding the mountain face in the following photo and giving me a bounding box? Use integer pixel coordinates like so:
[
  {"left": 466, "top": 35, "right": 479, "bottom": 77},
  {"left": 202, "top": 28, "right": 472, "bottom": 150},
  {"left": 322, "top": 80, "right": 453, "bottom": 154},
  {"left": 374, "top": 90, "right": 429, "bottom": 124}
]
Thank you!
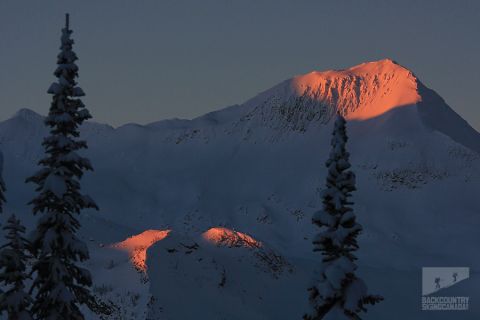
[
  {"left": 0, "top": 59, "right": 479, "bottom": 319},
  {"left": 236, "top": 59, "right": 421, "bottom": 129}
]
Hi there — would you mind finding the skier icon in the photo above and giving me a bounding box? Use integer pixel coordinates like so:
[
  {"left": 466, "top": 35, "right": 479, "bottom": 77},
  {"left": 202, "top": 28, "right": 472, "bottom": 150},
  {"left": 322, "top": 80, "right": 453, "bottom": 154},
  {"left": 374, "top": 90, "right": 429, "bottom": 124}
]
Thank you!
[
  {"left": 434, "top": 277, "right": 441, "bottom": 289},
  {"left": 453, "top": 272, "right": 458, "bottom": 282}
]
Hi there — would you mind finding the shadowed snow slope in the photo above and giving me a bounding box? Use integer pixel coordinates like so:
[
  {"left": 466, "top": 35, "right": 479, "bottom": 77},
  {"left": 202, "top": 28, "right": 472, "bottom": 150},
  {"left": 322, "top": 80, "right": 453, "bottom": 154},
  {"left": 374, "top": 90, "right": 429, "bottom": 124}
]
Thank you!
[{"left": 0, "top": 59, "right": 479, "bottom": 319}]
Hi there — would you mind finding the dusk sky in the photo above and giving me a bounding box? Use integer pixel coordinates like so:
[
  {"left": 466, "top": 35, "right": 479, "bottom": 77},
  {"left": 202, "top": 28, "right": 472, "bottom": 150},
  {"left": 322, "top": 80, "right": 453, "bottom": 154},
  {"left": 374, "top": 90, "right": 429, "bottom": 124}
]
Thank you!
[{"left": 1, "top": 0, "right": 479, "bottom": 129}]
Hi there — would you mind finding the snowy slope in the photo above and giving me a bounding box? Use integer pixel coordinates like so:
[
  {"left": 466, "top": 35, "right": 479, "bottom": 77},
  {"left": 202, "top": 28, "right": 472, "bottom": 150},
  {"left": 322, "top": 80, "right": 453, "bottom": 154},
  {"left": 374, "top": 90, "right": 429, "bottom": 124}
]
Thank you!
[{"left": 0, "top": 59, "right": 479, "bottom": 319}]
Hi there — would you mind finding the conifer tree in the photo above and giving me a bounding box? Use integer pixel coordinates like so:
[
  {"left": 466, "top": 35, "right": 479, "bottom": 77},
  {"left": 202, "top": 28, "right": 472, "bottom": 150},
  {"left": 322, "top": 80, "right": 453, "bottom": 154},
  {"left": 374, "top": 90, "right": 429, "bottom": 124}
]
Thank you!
[
  {"left": 26, "top": 14, "right": 98, "bottom": 319},
  {"left": 304, "top": 115, "right": 382, "bottom": 320},
  {"left": 0, "top": 214, "right": 33, "bottom": 320},
  {"left": 0, "top": 153, "right": 6, "bottom": 213}
]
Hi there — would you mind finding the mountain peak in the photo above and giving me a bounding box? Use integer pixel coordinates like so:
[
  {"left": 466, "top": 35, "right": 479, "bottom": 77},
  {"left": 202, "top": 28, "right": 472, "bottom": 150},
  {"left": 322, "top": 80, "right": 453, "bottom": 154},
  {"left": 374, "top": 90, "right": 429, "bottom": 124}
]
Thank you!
[
  {"left": 349, "top": 58, "right": 399, "bottom": 68},
  {"left": 286, "top": 59, "right": 421, "bottom": 120},
  {"left": 235, "top": 59, "right": 424, "bottom": 134},
  {"left": 13, "top": 108, "right": 43, "bottom": 121},
  {"left": 346, "top": 58, "right": 409, "bottom": 75},
  {"left": 301, "top": 59, "right": 412, "bottom": 80},
  {"left": 236, "top": 59, "right": 480, "bottom": 153}
]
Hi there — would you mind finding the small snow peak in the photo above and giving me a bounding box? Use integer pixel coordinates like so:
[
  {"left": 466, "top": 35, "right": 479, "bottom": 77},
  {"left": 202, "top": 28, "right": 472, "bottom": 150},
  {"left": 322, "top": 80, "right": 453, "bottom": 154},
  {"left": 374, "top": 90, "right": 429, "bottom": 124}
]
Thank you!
[
  {"left": 345, "top": 58, "right": 411, "bottom": 76},
  {"left": 13, "top": 108, "right": 43, "bottom": 121},
  {"left": 368, "top": 58, "right": 398, "bottom": 66},
  {"left": 111, "top": 229, "right": 171, "bottom": 272},
  {"left": 202, "top": 227, "right": 261, "bottom": 248},
  {"left": 355, "top": 58, "right": 398, "bottom": 67}
]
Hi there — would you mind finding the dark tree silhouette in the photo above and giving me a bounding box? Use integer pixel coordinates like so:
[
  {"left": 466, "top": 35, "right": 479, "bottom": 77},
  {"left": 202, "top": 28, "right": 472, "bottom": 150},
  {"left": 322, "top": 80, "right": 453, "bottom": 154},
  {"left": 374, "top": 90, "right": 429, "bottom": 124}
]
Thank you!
[
  {"left": 305, "top": 115, "right": 382, "bottom": 320},
  {"left": 27, "top": 14, "right": 98, "bottom": 319}
]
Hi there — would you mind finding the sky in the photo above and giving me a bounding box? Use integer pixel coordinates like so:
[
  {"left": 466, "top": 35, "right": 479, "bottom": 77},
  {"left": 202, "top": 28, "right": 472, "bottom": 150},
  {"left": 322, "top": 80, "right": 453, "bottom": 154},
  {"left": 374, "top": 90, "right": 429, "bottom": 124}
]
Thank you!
[{"left": 1, "top": 0, "right": 479, "bottom": 129}]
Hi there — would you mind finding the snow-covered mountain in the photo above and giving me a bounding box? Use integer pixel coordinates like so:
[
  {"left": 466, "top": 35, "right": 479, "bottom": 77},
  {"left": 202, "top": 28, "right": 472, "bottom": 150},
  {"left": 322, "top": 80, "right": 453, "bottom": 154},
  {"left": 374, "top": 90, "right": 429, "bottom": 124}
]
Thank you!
[{"left": 0, "top": 59, "right": 479, "bottom": 319}]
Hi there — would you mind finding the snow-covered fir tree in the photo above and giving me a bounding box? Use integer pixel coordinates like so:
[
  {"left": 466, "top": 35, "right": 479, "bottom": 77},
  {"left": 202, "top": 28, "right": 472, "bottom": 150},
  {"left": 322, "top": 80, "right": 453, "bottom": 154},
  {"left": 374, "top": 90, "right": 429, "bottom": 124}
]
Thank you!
[
  {"left": 304, "top": 115, "right": 382, "bottom": 320},
  {"left": 0, "top": 152, "right": 6, "bottom": 213},
  {"left": 26, "top": 14, "right": 98, "bottom": 319},
  {"left": 0, "top": 214, "right": 33, "bottom": 320}
]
